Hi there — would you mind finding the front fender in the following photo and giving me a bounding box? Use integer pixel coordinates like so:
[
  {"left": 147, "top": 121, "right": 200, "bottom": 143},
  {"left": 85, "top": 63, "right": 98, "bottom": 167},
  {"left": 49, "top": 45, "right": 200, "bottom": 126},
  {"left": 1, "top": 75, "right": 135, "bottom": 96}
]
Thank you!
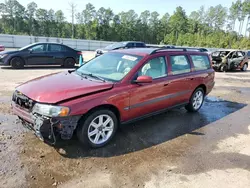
[{"left": 59, "top": 87, "right": 131, "bottom": 122}]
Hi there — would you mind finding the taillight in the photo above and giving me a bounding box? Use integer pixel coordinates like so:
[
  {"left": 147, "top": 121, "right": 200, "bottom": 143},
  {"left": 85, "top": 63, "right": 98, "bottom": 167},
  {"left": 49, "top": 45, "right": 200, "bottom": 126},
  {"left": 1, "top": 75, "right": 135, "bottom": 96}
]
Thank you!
[{"left": 77, "top": 51, "right": 82, "bottom": 55}]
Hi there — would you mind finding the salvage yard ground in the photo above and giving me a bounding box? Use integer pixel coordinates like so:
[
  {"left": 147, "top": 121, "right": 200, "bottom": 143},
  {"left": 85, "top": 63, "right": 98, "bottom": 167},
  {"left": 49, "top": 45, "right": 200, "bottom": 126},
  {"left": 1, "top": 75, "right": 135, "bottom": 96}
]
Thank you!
[{"left": 0, "top": 54, "right": 250, "bottom": 188}]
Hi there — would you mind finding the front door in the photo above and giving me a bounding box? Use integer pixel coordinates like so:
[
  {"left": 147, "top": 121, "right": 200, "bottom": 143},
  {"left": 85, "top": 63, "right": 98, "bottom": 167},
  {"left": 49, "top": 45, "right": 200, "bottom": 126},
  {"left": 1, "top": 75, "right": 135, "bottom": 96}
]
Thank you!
[
  {"left": 127, "top": 56, "right": 170, "bottom": 120},
  {"left": 27, "top": 44, "right": 49, "bottom": 65}
]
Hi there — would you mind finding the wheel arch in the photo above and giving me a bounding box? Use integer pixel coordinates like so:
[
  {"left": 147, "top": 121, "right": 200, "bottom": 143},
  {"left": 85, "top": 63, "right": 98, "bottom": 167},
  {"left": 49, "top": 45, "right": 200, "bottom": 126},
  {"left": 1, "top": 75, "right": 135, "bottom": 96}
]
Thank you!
[
  {"left": 77, "top": 104, "right": 121, "bottom": 127},
  {"left": 9, "top": 56, "right": 26, "bottom": 65},
  {"left": 64, "top": 57, "right": 76, "bottom": 62},
  {"left": 193, "top": 84, "right": 207, "bottom": 95}
]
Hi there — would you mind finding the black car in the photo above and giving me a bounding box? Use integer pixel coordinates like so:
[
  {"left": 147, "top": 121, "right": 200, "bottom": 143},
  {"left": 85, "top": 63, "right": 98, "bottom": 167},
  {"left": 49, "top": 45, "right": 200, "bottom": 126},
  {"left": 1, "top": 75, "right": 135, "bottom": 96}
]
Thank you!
[
  {"left": 95, "top": 41, "right": 146, "bottom": 57},
  {"left": 0, "top": 42, "right": 82, "bottom": 69}
]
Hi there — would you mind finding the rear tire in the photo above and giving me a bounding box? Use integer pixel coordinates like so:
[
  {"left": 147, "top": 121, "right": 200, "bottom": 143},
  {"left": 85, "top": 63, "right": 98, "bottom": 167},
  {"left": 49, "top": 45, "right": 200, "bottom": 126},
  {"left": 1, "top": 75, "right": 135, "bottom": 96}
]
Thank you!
[
  {"left": 185, "top": 88, "right": 205, "bottom": 113},
  {"left": 10, "top": 57, "right": 24, "bottom": 69},
  {"left": 63, "top": 58, "right": 75, "bottom": 68},
  {"left": 77, "top": 109, "right": 118, "bottom": 148},
  {"left": 241, "top": 63, "right": 248, "bottom": 71}
]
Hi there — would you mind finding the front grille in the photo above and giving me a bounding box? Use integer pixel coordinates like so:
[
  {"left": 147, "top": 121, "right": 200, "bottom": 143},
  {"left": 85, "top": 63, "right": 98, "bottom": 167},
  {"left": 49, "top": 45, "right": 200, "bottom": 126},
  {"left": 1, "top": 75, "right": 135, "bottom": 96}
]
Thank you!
[{"left": 12, "top": 90, "right": 35, "bottom": 111}]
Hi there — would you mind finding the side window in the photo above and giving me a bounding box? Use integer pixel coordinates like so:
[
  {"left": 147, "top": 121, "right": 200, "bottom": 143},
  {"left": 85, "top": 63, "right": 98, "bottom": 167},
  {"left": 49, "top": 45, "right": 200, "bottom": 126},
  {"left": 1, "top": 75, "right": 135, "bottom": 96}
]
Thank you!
[
  {"left": 136, "top": 43, "right": 144, "bottom": 47},
  {"left": 49, "top": 44, "right": 62, "bottom": 52},
  {"left": 139, "top": 57, "right": 167, "bottom": 79},
  {"left": 237, "top": 51, "right": 244, "bottom": 57},
  {"left": 126, "top": 43, "right": 135, "bottom": 48},
  {"left": 170, "top": 55, "right": 191, "bottom": 75},
  {"left": 31, "top": 44, "right": 46, "bottom": 52},
  {"left": 232, "top": 51, "right": 237, "bottom": 58},
  {"left": 191, "top": 55, "right": 211, "bottom": 71}
]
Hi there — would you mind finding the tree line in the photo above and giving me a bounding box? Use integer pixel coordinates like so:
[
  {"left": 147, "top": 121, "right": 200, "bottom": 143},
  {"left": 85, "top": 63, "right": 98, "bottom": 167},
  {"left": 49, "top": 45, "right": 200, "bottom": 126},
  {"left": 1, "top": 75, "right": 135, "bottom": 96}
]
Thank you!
[{"left": 1, "top": 0, "right": 250, "bottom": 49}]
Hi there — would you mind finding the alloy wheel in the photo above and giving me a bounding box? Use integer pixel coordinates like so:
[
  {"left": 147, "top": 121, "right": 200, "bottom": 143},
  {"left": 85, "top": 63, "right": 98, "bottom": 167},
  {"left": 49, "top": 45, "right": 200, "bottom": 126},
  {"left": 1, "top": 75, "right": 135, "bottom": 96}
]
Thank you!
[{"left": 87, "top": 114, "right": 114, "bottom": 145}]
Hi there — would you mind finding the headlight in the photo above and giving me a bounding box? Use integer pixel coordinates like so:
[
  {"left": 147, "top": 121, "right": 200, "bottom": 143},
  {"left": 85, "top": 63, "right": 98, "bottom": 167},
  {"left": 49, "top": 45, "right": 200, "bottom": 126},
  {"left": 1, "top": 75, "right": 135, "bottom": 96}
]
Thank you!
[
  {"left": 32, "top": 103, "right": 70, "bottom": 117},
  {"left": 0, "top": 54, "right": 8, "bottom": 58}
]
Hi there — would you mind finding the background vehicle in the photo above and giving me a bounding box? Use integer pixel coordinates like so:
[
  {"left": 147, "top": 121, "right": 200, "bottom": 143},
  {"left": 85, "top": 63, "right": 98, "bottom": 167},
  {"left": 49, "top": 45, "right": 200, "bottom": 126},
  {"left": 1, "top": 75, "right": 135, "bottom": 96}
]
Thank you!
[
  {"left": 95, "top": 41, "right": 146, "bottom": 57},
  {"left": 246, "top": 50, "right": 250, "bottom": 61},
  {"left": 12, "top": 47, "right": 215, "bottom": 148},
  {"left": 0, "top": 45, "right": 5, "bottom": 51},
  {"left": 0, "top": 42, "right": 82, "bottom": 69},
  {"left": 211, "top": 50, "right": 248, "bottom": 72}
]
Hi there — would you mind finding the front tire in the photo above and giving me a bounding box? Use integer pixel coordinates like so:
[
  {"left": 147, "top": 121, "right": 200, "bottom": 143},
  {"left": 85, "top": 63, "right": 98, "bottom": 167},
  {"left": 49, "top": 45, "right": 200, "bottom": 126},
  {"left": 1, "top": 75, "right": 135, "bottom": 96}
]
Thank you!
[
  {"left": 63, "top": 58, "right": 75, "bottom": 68},
  {"left": 185, "top": 88, "right": 205, "bottom": 113},
  {"left": 220, "top": 64, "right": 227, "bottom": 72},
  {"left": 77, "top": 109, "right": 118, "bottom": 148},
  {"left": 10, "top": 57, "right": 24, "bottom": 69}
]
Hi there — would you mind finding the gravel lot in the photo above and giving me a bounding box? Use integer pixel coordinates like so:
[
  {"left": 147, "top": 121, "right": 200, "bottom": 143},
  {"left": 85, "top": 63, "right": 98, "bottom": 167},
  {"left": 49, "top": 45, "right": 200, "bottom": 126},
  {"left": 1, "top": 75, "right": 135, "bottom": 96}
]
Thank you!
[{"left": 0, "top": 57, "right": 250, "bottom": 188}]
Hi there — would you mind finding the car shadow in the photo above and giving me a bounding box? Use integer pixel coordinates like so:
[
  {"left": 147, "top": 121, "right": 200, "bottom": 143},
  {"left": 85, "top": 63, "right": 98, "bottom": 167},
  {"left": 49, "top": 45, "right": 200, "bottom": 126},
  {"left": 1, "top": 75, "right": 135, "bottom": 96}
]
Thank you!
[
  {"left": 0, "top": 65, "right": 78, "bottom": 70},
  {"left": 54, "top": 96, "right": 246, "bottom": 158},
  {"left": 215, "top": 69, "right": 250, "bottom": 73}
]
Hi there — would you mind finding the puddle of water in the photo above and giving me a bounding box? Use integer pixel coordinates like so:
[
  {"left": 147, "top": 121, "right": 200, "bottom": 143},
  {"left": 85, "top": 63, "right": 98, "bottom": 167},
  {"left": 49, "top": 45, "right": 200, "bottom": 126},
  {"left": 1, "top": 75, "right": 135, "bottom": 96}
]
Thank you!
[{"left": 205, "top": 96, "right": 225, "bottom": 102}]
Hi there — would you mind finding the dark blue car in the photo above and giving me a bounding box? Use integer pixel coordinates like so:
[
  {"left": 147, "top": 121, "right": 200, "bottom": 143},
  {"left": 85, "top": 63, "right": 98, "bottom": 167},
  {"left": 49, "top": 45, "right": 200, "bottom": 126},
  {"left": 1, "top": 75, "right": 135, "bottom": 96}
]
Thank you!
[{"left": 0, "top": 42, "right": 82, "bottom": 69}]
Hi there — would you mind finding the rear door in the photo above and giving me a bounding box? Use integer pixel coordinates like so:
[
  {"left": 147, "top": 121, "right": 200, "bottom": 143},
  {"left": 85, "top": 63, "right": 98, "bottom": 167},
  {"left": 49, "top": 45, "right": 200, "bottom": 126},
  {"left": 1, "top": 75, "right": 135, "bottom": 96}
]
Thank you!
[
  {"left": 165, "top": 53, "right": 194, "bottom": 106},
  {"left": 190, "top": 54, "right": 215, "bottom": 94},
  {"left": 47, "top": 44, "right": 65, "bottom": 65},
  {"left": 26, "top": 44, "right": 49, "bottom": 65}
]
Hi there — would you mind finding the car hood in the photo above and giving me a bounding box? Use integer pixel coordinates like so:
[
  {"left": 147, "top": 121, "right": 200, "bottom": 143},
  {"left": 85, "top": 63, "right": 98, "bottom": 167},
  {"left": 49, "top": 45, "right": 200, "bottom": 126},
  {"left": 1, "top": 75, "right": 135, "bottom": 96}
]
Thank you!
[
  {"left": 96, "top": 48, "right": 110, "bottom": 53},
  {"left": 0, "top": 50, "right": 18, "bottom": 55},
  {"left": 16, "top": 71, "right": 114, "bottom": 104}
]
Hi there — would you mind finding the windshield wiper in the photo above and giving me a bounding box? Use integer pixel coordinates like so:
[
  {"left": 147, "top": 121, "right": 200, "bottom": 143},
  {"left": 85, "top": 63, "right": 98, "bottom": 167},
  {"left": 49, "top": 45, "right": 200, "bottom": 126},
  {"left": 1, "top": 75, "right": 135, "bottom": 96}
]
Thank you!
[
  {"left": 68, "top": 69, "right": 76, "bottom": 73},
  {"left": 86, "top": 73, "right": 106, "bottom": 82}
]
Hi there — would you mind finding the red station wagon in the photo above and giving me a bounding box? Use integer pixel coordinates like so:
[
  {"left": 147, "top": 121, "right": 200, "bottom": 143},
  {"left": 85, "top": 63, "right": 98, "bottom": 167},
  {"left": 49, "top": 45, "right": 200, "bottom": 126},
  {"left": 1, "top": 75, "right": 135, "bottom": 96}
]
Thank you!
[{"left": 11, "top": 47, "right": 215, "bottom": 148}]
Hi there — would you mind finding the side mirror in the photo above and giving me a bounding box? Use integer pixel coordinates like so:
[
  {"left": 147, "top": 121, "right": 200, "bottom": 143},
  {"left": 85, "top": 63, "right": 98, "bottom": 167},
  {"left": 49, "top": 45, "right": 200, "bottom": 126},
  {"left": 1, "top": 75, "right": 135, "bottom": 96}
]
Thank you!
[
  {"left": 28, "top": 48, "right": 33, "bottom": 53},
  {"left": 133, "top": 75, "right": 153, "bottom": 84}
]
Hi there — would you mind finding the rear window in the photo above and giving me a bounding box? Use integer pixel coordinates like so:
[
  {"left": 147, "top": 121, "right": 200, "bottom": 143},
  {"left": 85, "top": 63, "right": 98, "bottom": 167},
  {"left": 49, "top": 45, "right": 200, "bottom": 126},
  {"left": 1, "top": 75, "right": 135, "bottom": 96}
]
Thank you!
[
  {"left": 170, "top": 55, "right": 191, "bottom": 75},
  {"left": 49, "top": 44, "right": 63, "bottom": 52},
  {"left": 191, "top": 55, "right": 211, "bottom": 71}
]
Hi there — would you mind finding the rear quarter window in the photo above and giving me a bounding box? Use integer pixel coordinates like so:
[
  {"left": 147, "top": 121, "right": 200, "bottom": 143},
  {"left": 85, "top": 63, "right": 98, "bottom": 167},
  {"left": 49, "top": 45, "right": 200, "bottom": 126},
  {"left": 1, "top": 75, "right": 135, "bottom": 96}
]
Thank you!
[{"left": 190, "top": 55, "right": 211, "bottom": 71}]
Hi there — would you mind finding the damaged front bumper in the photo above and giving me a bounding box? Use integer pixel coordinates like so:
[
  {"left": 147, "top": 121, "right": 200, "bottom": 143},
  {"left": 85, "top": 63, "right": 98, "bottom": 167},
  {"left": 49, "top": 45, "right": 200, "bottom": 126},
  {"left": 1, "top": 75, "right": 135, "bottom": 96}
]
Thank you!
[{"left": 11, "top": 101, "right": 81, "bottom": 145}]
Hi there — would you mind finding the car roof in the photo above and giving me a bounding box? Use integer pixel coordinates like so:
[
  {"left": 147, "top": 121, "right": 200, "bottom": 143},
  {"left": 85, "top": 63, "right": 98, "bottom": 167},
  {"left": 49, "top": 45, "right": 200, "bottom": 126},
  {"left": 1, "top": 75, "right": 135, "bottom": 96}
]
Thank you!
[
  {"left": 113, "top": 47, "right": 208, "bottom": 56},
  {"left": 33, "top": 42, "right": 64, "bottom": 45},
  {"left": 122, "top": 41, "right": 145, "bottom": 43},
  {"left": 113, "top": 48, "right": 159, "bottom": 56}
]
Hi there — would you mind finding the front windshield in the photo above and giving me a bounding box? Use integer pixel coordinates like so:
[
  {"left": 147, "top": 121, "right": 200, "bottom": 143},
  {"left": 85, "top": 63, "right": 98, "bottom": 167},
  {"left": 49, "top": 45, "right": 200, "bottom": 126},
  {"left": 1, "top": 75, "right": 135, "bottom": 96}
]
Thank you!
[
  {"left": 104, "top": 42, "right": 127, "bottom": 50},
  {"left": 76, "top": 52, "right": 143, "bottom": 82},
  {"left": 19, "top": 43, "right": 35, "bottom": 51}
]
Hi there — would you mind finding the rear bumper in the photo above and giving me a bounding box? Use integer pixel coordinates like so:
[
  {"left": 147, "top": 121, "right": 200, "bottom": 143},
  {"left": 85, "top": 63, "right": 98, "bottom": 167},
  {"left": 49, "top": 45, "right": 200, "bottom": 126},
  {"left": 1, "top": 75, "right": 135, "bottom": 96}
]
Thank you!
[
  {"left": 11, "top": 101, "right": 81, "bottom": 144},
  {"left": 206, "top": 81, "right": 215, "bottom": 95}
]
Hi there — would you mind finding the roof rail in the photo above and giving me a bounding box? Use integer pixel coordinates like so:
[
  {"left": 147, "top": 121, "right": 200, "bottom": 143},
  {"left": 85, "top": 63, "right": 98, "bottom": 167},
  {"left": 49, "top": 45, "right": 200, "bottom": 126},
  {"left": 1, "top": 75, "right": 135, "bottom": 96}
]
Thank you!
[{"left": 150, "top": 47, "right": 204, "bottom": 54}]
